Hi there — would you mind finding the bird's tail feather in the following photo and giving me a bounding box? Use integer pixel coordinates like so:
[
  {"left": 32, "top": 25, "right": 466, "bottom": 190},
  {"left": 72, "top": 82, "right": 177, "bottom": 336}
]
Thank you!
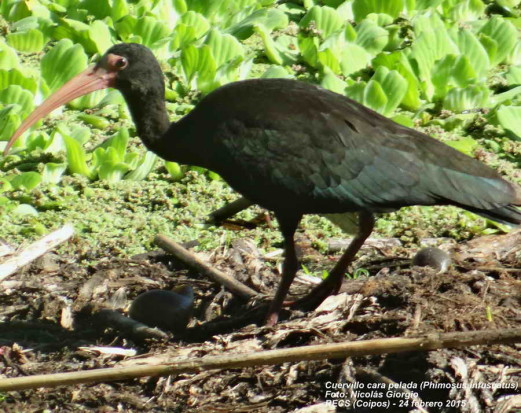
[{"left": 468, "top": 205, "right": 521, "bottom": 226}]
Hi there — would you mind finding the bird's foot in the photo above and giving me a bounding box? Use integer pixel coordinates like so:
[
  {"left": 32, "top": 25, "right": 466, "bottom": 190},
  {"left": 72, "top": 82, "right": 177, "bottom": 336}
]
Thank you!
[
  {"left": 290, "top": 278, "right": 342, "bottom": 312},
  {"left": 265, "top": 311, "right": 279, "bottom": 327}
]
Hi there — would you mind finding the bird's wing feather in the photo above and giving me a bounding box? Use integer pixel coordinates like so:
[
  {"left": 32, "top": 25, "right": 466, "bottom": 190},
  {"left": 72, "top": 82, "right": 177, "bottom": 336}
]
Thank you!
[{"left": 199, "top": 79, "right": 517, "bottom": 214}]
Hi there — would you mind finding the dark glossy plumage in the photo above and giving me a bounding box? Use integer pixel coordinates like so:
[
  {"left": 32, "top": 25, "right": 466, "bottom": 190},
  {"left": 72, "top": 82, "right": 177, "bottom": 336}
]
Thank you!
[
  {"left": 172, "top": 79, "right": 521, "bottom": 222},
  {"left": 107, "top": 44, "right": 521, "bottom": 225},
  {"left": 8, "top": 43, "right": 521, "bottom": 325}
]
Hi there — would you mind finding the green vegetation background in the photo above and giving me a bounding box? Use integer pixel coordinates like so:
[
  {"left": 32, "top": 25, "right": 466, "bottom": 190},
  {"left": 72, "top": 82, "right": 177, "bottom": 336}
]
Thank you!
[{"left": 1, "top": 0, "right": 521, "bottom": 261}]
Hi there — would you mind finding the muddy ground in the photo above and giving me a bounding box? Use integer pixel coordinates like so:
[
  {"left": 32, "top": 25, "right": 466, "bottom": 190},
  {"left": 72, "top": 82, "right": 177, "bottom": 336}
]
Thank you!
[{"left": 1, "top": 229, "right": 521, "bottom": 413}]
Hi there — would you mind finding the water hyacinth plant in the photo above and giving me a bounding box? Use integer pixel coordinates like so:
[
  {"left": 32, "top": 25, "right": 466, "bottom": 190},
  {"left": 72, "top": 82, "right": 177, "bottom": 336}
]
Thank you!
[{"left": 0, "top": 0, "right": 520, "bottom": 236}]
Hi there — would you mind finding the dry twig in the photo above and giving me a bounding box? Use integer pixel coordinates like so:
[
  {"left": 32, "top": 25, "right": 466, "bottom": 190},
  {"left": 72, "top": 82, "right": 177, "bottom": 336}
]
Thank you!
[
  {"left": 0, "top": 224, "right": 74, "bottom": 282},
  {"left": 1, "top": 327, "right": 521, "bottom": 391},
  {"left": 154, "top": 234, "right": 258, "bottom": 300}
]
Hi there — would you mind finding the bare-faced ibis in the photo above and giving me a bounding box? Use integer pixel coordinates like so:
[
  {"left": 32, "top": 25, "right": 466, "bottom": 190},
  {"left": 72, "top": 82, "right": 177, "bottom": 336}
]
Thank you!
[{"left": 5, "top": 43, "right": 521, "bottom": 325}]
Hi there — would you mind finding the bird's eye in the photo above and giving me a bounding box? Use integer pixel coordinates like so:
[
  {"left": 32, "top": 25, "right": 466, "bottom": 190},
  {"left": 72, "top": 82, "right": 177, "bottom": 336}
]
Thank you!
[{"left": 114, "top": 57, "right": 128, "bottom": 70}]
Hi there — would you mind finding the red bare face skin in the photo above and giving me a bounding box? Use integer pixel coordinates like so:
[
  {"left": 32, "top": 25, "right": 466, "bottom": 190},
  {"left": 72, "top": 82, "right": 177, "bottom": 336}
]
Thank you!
[{"left": 3, "top": 53, "right": 128, "bottom": 156}]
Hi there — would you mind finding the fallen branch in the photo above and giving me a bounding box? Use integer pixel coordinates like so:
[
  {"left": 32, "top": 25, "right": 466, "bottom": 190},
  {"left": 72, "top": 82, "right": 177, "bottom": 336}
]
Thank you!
[
  {"left": 154, "top": 234, "right": 258, "bottom": 300},
  {"left": 0, "top": 224, "right": 75, "bottom": 282},
  {"left": 1, "top": 327, "right": 521, "bottom": 391}
]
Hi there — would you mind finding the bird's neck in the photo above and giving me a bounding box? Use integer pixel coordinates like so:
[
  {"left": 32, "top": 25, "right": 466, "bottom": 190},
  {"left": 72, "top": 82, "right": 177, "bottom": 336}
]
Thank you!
[
  {"left": 124, "top": 87, "right": 212, "bottom": 168},
  {"left": 125, "top": 91, "right": 170, "bottom": 152}
]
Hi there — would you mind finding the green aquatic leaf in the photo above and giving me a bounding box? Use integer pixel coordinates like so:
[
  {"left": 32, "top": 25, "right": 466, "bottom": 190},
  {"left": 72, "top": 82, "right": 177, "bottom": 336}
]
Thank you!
[
  {"left": 124, "top": 151, "right": 158, "bottom": 180},
  {"left": 479, "top": 16, "right": 517, "bottom": 65},
  {"left": 320, "top": 71, "right": 347, "bottom": 94},
  {"left": 410, "top": 29, "right": 458, "bottom": 99},
  {"left": 7, "top": 28, "right": 45, "bottom": 53},
  {"left": 443, "top": 86, "right": 490, "bottom": 112},
  {"left": 0, "top": 85, "right": 34, "bottom": 116},
  {"left": 171, "top": 11, "right": 210, "bottom": 49},
  {"left": 205, "top": 29, "right": 244, "bottom": 68},
  {"left": 447, "top": 0, "right": 485, "bottom": 21},
  {"left": 111, "top": 0, "right": 129, "bottom": 22},
  {"left": 53, "top": 18, "right": 90, "bottom": 46},
  {"left": 339, "top": 43, "right": 371, "bottom": 76},
  {"left": 181, "top": 44, "right": 217, "bottom": 89},
  {"left": 92, "top": 147, "right": 106, "bottom": 170},
  {"left": 0, "top": 105, "right": 21, "bottom": 142},
  {"left": 413, "top": 12, "right": 447, "bottom": 34},
  {"left": 0, "top": 178, "right": 13, "bottom": 193},
  {"left": 257, "top": 27, "right": 299, "bottom": 66},
  {"left": 431, "top": 54, "right": 478, "bottom": 99},
  {"left": 431, "top": 54, "right": 457, "bottom": 99},
  {"left": 371, "top": 67, "right": 407, "bottom": 116},
  {"left": 345, "top": 82, "right": 367, "bottom": 104},
  {"left": 497, "top": 105, "right": 521, "bottom": 138},
  {"left": 373, "top": 51, "right": 421, "bottom": 110},
  {"left": 300, "top": 6, "right": 344, "bottom": 39},
  {"left": 44, "top": 130, "right": 66, "bottom": 154},
  {"left": 123, "top": 152, "right": 140, "bottom": 170},
  {"left": 508, "top": 42, "right": 521, "bottom": 66},
  {"left": 391, "top": 114, "right": 414, "bottom": 128},
  {"left": 78, "top": 114, "right": 111, "bottom": 129},
  {"left": 478, "top": 33, "right": 498, "bottom": 66},
  {"left": 363, "top": 80, "right": 388, "bottom": 114},
  {"left": 62, "top": 133, "right": 94, "bottom": 179},
  {"left": 261, "top": 65, "right": 293, "bottom": 79},
  {"left": 181, "top": 44, "right": 201, "bottom": 82},
  {"left": 86, "top": 20, "right": 114, "bottom": 55},
  {"left": 41, "top": 39, "right": 88, "bottom": 93},
  {"left": 171, "top": 24, "right": 198, "bottom": 50},
  {"left": 255, "top": 24, "right": 283, "bottom": 65},
  {"left": 98, "top": 162, "right": 130, "bottom": 182},
  {"left": 445, "top": 136, "right": 479, "bottom": 156},
  {"left": 451, "top": 56, "right": 477, "bottom": 87},
  {"left": 215, "top": 54, "right": 249, "bottom": 86},
  {"left": 81, "top": 0, "right": 112, "bottom": 19},
  {"left": 174, "top": 0, "right": 188, "bottom": 14},
  {"left": 452, "top": 28, "right": 490, "bottom": 79},
  {"left": 352, "top": 0, "right": 404, "bottom": 22},
  {"left": 227, "top": 8, "right": 288, "bottom": 40},
  {"left": 10, "top": 172, "right": 42, "bottom": 191},
  {"left": 148, "top": 0, "right": 183, "bottom": 29},
  {"left": 489, "top": 86, "right": 521, "bottom": 106},
  {"left": 116, "top": 16, "right": 170, "bottom": 50},
  {"left": 181, "top": 10, "right": 210, "bottom": 34},
  {"left": 70, "top": 126, "right": 91, "bottom": 145},
  {"left": 505, "top": 66, "right": 521, "bottom": 85},
  {"left": 0, "top": 40, "right": 20, "bottom": 70},
  {"left": 298, "top": 36, "right": 320, "bottom": 68},
  {"left": 12, "top": 204, "right": 38, "bottom": 216},
  {"left": 6, "top": 0, "right": 31, "bottom": 21},
  {"left": 355, "top": 20, "right": 388, "bottom": 54},
  {"left": 42, "top": 163, "right": 67, "bottom": 184},
  {"left": 0, "top": 69, "right": 38, "bottom": 94},
  {"left": 165, "top": 161, "right": 184, "bottom": 181},
  {"left": 106, "top": 128, "right": 129, "bottom": 161},
  {"left": 25, "top": 131, "right": 50, "bottom": 152},
  {"left": 318, "top": 48, "right": 341, "bottom": 74}
]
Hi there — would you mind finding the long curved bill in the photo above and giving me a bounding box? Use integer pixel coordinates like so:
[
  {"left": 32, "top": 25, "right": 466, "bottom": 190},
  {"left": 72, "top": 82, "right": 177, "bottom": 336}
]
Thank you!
[{"left": 3, "top": 65, "right": 116, "bottom": 156}]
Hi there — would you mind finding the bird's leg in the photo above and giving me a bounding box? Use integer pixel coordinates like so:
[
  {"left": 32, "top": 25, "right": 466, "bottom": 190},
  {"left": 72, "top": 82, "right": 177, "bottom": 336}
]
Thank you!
[
  {"left": 293, "top": 211, "right": 375, "bottom": 311},
  {"left": 207, "top": 197, "right": 253, "bottom": 224},
  {"left": 265, "top": 213, "right": 302, "bottom": 326}
]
